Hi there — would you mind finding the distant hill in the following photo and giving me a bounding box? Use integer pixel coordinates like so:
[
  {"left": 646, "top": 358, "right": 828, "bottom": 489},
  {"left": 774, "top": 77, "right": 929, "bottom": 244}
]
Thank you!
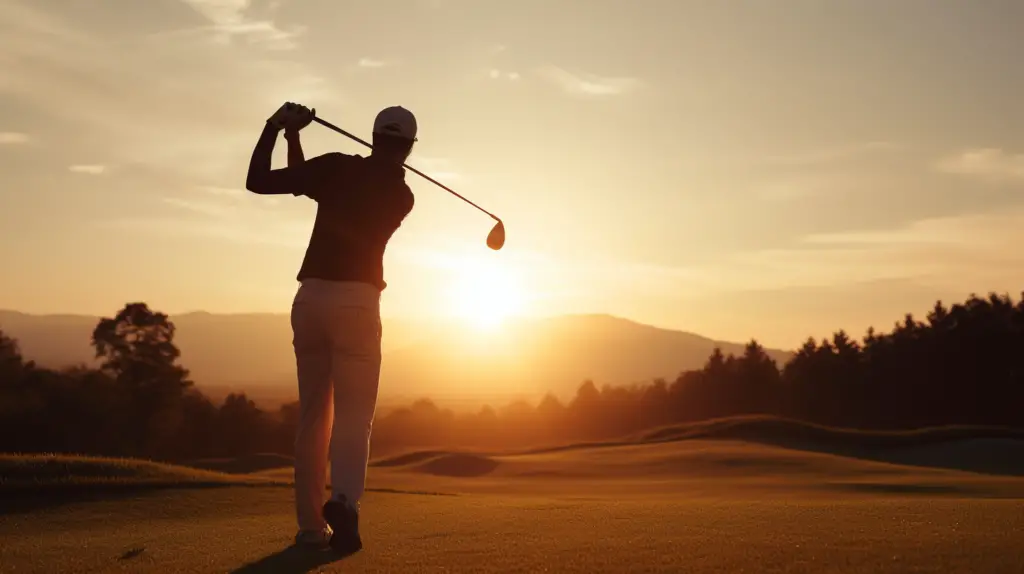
[
  {"left": 379, "top": 314, "right": 793, "bottom": 404},
  {"left": 0, "top": 310, "right": 791, "bottom": 406},
  {"left": 0, "top": 308, "right": 426, "bottom": 383}
]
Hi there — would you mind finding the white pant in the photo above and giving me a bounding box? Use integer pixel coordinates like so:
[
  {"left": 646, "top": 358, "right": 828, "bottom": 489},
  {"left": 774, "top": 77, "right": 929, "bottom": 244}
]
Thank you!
[{"left": 290, "top": 278, "right": 382, "bottom": 531}]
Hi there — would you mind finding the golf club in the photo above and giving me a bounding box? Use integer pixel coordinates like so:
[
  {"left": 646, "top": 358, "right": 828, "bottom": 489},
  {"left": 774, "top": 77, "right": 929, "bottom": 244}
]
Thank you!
[{"left": 311, "top": 115, "right": 506, "bottom": 251}]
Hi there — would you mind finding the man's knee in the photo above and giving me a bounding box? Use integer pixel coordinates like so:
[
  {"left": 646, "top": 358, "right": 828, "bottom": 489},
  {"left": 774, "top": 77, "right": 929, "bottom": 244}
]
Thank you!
[{"left": 333, "top": 410, "right": 374, "bottom": 432}]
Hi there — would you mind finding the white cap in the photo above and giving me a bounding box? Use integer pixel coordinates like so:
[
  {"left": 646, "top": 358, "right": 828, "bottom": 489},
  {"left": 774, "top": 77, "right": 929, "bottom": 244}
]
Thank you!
[{"left": 372, "top": 106, "right": 417, "bottom": 141}]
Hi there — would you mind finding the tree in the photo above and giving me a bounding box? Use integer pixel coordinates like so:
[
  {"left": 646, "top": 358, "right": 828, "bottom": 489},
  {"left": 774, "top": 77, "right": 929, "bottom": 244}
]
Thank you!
[
  {"left": 216, "top": 393, "right": 270, "bottom": 456},
  {"left": 91, "top": 302, "right": 193, "bottom": 457},
  {"left": 0, "top": 329, "right": 25, "bottom": 384},
  {"left": 736, "top": 339, "right": 782, "bottom": 413},
  {"left": 92, "top": 302, "right": 191, "bottom": 391}
]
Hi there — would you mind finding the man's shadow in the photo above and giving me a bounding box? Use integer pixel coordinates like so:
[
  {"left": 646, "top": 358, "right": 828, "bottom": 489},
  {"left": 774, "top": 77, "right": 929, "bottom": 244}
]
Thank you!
[{"left": 231, "top": 545, "right": 354, "bottom": 574}]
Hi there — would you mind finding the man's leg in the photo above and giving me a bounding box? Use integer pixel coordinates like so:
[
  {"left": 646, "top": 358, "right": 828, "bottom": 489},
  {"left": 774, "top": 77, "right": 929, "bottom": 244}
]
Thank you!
[
  {"left": 291, "top": 289, "right": 334, "bottom": 534},
  {"left": 322, "top": 302, "right": 382, "bottom": 551},
  {"left": 328, "top": 309, "right": 382, "bottom": 507}
]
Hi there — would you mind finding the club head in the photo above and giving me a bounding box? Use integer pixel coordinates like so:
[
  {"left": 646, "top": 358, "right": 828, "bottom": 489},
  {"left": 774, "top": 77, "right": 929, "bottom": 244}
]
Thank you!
[{"left": 486, "top": 220, "right": 505, "bottom": 250}]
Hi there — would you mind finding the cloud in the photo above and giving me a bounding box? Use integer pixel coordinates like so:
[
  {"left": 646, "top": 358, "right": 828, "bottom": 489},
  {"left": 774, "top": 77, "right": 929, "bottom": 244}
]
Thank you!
[
  {"left": 488, "top": 69, "right": 519, "bottom": 81},
  {"left": 177, "top": 0, "right": 303, "bottom": 50},
  {"left": 545, "top": 210, "right": 1024, "bottom": 300},
  {"left": 0, "top": 131, "right": 30, "bottom": 144},
  {"left": 801, "top": 211, "right": 1023, "bottom": 249},
  {"left": 538, "top": 65, "right": 639, "bottom": 97},
  {"left": 97, "top": 184, "right": 311, "bottom": 248},
  {"left": 935, "top": 148, "right": 1024, "bottom": 183},
  {"left": 720, "top": 210, "right": 1024, "bottom": 293},
  {"left": 0, "top": 1, "right": 335, "bottom": 183},
  {"left": 357, "top": 57, "right": 388, "bottom": 68},
  {"left": 162, "top": 196, "right": 237, "bottom": 217},
  {"left": 69, "top": 164, "right": 106, "bottom": 175}
]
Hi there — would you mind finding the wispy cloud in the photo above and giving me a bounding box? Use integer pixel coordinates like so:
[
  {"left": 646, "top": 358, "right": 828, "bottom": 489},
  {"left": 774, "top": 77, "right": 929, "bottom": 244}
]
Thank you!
[
  {"left": 100, "top": 187, "right": 309, "bottom": 247},
  {"left": 0, "top": 1, "right": 334, "bottom": 183},
  {"left": 515, "top": 210, "right": 1024, "bottom": 300},
  {"left": 488, "top": 69, "right": 520, "bottom": 81},
  {"left": 725, "top": 211, "right": 1024, "bottom": 292},
  {"left": 69, "top": 164, "right": 106, "bottom": 175},
  {"left": 0, "top": 132, "right": 30, "bottom": 144},
  {"left": 538, "top": 65, "right": 640, "bottom": 97},
  {"left": 162, "top": 196, "right": 236, "bottom": 217},
  {"left": 801, "top": 220, "right": 966, "bottom": 246},
  {"left": 178, "top": 0, "right": 303, "bottom": 50},
  {"left": 357, "top": 57, "right": 389, "bottom": 68},
  {"left": 935, "top": 148, "right": 1024, "bottom": 183}
]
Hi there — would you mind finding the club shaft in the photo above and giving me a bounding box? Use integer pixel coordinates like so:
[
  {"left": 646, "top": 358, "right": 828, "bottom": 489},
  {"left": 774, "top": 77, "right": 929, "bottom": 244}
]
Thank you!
[{"left": 312, "top": 116, "right": 500, "bottom": 223}]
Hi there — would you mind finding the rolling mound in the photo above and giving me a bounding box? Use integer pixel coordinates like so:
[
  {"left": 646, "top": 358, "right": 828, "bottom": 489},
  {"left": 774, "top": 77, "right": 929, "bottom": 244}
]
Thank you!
[
  {"left": 185, "top": 453, "right": 295, "bottom": 474},
  {"left": 0, "top": 453, "right": 287, "bottom": 496},
  {"left": 636, "top": 415, "right": 1024, "bottom": 449},
  {"left": 370, "top": 416, "right": 1024, "bottom": 485},
  {"left": 634, "top": 415, "right": 1024, "bottom": 476},
  {"left": 369, "top": 438, "right": 1024, "bottom": 499},
  {"left": 6, "top": 417, "right": 1022, "bottom": 502},
  {"left": 374, "top": 452, "right": 501, "bottom": 477}
]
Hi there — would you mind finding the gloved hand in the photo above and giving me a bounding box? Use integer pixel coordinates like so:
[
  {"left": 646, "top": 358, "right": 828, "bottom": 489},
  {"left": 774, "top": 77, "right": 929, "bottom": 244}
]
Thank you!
[{"left": 267, "top": 102, "right": 316, "bottom": 133}]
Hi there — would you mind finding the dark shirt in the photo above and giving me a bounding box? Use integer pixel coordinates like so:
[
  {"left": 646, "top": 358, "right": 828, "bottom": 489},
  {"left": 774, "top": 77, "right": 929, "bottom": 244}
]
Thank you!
[{"left": 246, "top": 126, "right": 414, "bottom": 290}]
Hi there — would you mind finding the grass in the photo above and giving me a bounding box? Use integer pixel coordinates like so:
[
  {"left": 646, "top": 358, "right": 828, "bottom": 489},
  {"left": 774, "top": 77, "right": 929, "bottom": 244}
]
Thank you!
[
  {"left": 3, "top": 417, "right": 1024, "bottom": 572},
  {"left": 3, "top": 480, "right": 1023, "bottom": 572},
  {"left": 0, "top": 453, "right": 287, "bottom": 499},
  {"left": 368, "top": 414, "right": 1024, "bottom": 478},
  {"left": 637, "top": 414, "right": 1024, "bottom": 448},
  {"left": 185, "top": 453, "right": 296, "bottom": 474}
]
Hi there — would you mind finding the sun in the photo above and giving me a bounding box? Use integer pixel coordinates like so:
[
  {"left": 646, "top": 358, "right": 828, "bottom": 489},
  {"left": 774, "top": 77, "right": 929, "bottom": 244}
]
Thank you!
[{"left": 448, "top": 257, "right": 527, "bottom": 332}]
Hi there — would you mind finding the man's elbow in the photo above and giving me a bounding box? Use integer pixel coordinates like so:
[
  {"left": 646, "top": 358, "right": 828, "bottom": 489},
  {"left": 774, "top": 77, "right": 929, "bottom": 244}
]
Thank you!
[{"left": 246, "top": 175, "right": 270, "bottom": 194}]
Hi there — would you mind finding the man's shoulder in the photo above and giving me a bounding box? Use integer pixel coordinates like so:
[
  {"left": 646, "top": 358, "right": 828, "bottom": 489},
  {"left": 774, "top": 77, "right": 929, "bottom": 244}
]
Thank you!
[
  {"left": 318, "top": 151, "right": 361, "bottom": 164},
  {"left": 304, "top": 151, "right": 359, "bottom": 175}
]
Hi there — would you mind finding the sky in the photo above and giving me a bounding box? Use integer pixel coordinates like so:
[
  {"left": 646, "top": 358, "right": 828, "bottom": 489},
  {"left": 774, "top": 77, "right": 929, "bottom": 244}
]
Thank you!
[{"left": 1, "top": 0, "right": 1023, "bottom": 349}]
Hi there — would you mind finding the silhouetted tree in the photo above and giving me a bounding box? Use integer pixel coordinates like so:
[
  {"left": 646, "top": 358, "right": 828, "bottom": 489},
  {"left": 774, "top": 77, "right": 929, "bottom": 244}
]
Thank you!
[
  {"left": 3, "top": 291, "right": 1024, "bottom": 462},
  {"left": 91, "top": 303, "right": 193, "bottom": 457}
]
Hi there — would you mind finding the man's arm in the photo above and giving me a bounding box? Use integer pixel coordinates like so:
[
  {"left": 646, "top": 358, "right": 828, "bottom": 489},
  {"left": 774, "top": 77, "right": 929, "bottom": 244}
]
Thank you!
[
  {"left": 285, "top": 130, "right": 304, "bottom": 166},
  {"left": 245, "top": 122, "right": 282, "bottom": 194},
  {"left": 246, "top": 122, "right": 340, "bottom": 197}
]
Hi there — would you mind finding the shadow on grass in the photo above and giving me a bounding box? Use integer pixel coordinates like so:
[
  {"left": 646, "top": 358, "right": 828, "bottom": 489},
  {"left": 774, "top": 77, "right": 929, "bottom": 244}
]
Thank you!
[
  {"left": 0, "top": 483, "right": 288, "bottom": 516},
  {"left": 230, "top": 545, "right": 349, "bottom": 574},
  {"left": 828, "top": 482, "right": 972, "bottom": 496},
  {"left": 0, "top": 483, "right": 454, "bottom": 517}
]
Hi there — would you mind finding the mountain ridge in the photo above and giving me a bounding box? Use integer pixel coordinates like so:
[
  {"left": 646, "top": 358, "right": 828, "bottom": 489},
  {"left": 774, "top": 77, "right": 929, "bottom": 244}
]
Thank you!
[{"left": 0, "top": 309, "right": 793, "bottom": 406}]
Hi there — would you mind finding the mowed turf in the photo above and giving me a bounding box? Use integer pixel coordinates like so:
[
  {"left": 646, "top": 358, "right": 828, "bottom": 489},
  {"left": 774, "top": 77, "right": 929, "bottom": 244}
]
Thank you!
[
  {"left": 3, "top": 425, "right": 1024, "bottom": 573},
  {"left": 3, "top": 482, "right": 1023, "bottom": 573}
]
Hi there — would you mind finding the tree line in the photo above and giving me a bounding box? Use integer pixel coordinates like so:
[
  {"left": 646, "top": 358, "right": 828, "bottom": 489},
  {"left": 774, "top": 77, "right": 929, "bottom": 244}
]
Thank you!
[{"left": 1, "top": 293, "right": 1022, "bottom": 463}]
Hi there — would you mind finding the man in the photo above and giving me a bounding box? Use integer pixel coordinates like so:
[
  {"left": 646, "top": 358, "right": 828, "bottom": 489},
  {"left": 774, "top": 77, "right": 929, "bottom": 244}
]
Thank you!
[{"left": 246, "top": 102, "right": 417, "bottom": 553}]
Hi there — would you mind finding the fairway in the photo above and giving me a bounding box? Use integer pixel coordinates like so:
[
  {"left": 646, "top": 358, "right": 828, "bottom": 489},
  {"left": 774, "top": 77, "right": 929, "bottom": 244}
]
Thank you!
[
  {"left": 3, "top": 437, "right": 1024, "bottom": 573},
  {"left": 3, "top": 486, "right": 1023, "bottom": 573}
]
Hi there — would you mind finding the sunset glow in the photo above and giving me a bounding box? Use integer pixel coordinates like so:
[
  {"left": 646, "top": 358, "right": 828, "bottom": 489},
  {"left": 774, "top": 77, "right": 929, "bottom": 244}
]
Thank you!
[
  {"left": 1, "top": 1, "right": 1023, "bottom": 350},
  {"left": 447, "top": 257, "right": 527, "bottom": 332}
]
